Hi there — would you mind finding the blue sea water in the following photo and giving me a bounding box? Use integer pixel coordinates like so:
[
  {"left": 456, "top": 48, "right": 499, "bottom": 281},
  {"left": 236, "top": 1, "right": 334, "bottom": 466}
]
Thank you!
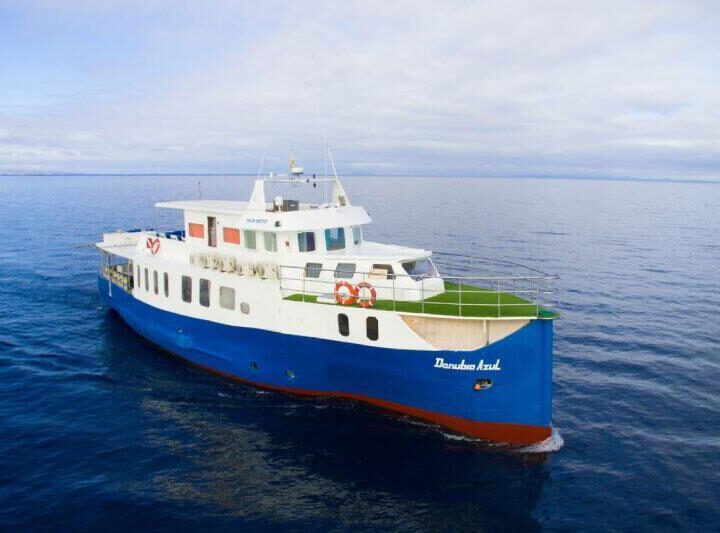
[{"left": 0, "top": 174, "right": 718, "bottom": 531}]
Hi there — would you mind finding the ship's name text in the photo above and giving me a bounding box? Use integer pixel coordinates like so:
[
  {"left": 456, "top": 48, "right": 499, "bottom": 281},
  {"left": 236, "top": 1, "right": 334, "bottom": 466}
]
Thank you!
[{"left": 433, "top": 358, "right": 502, "bottom": 371}]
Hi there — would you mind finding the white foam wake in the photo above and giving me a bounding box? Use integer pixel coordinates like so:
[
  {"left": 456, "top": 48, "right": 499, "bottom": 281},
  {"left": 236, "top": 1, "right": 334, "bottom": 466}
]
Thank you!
[{"left": 517, "top": 428, "right": 564, "bottom": 453}]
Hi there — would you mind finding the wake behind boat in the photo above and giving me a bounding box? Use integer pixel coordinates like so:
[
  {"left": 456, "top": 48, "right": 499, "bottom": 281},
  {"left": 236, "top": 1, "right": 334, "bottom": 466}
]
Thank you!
[{"left": 97, "top": 163, "right": 558, "bottom": 445}]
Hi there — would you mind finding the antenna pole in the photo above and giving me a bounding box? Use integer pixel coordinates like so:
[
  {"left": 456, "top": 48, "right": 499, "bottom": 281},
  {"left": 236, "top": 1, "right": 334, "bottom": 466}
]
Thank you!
[{"left": 256, "top": 144, "right": 268, "bottom": 180}]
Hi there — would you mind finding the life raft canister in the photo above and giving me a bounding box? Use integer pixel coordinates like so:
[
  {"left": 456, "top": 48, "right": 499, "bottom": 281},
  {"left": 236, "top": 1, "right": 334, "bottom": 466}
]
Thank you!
[
  {"left": 334, "top": 281, "right": 358, "bottom": 305},
  {"left": 355, "top": 281, "right": 377, "bottom": 308}
]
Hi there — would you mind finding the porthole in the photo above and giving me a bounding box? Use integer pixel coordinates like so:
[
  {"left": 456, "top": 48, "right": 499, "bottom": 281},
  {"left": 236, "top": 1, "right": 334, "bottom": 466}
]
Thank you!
[{"left": 285, "top": 369, "right": 295, "bottom": 379}]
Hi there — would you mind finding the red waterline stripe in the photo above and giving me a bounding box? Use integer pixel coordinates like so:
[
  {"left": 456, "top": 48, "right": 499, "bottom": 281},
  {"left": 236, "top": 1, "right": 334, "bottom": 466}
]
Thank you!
[{"left": 191, "top": 360, "right": 551, "bottom": 446}]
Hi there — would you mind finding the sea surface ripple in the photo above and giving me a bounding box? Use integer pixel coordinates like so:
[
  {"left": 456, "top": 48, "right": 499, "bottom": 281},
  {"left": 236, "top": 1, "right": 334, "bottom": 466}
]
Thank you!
[{"left": 0, "top": 175, "right": 718, "bottom": 531}]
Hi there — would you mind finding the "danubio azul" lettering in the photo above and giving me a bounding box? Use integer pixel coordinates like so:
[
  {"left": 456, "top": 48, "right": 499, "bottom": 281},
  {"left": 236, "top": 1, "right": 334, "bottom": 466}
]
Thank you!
[{"left": 433, "top": 358, "right": 502, "bottom": 371}]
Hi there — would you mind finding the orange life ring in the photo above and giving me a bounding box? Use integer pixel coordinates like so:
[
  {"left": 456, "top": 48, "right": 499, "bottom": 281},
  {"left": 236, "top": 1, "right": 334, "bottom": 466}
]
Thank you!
[
  {"left": 356, "top": 281, "right": 377, "bottom": 308},
  {"left": 334, "top": 281, "right": 357, "bottom": 305}
]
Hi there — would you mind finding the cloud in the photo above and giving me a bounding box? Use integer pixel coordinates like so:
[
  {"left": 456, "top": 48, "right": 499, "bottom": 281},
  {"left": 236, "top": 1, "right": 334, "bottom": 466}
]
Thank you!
[{"left": 1, "top": 0, "right": 719, "bottom": 179}]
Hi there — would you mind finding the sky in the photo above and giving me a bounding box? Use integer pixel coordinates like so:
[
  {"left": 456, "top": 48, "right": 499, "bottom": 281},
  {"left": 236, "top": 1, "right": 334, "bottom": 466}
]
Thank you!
[{"left": 1, "top": 0, "right": 719, "bottom": 179}]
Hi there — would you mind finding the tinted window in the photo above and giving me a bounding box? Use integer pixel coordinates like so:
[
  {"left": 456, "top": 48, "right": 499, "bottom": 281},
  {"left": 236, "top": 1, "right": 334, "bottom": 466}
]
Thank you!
[
  {"left": 153, "top": 270, "right": 158, "bottom": 294},
  {"left": 136, "top": 265, "right": 140, "bottom": 288},
  {"left": 144, "top": 268, "right": 149, "bottom": 291},
  {"left": 182, "top": 275, "right": 192, "bottom": 302},
  {"left": 199, "top": 278, "right": 210, "bottom": 307},
  {"left": 338, "top": 313, "right": 349, "bottom": 336},
  {"left": 335, "top": 263, "right": 356, "bottom": 279},
  {"left": 325, "top": 227, "right": 345, "bottom": 251},
  {"left": 220, "top": 286, "right": 235, "bottom": 310},
  {"left": 264, "top": 232, "right": 277, "bottom": 252},
  {"left": 298, "top": 232, "right": 316, "bottom": 252},
  {"left": 352, "top": 226, "right": 362, "bottom": 245},
  {"left": 244, "top": 230, "right": 257, "bottom": 250},
  {"left": 305, "top": 262, "right": 323, "bottom": 278},
  {"left": 367, "top": 317, "right": 379, "bottom": 341},
  {"left": 163, "top": 272, "right": 169, "bottom": 297},
  {"left": 240, "top": 302, "right": 250, "bottom": 314},
  {"left": 402, "top": 259, "right": 438, "bottom": 280}
]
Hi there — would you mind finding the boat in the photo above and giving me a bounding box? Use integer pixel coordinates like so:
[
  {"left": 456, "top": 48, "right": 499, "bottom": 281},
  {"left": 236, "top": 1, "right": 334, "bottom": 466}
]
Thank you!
[{"left": 97, "top": 162, "right": 558, "bottom": 445}]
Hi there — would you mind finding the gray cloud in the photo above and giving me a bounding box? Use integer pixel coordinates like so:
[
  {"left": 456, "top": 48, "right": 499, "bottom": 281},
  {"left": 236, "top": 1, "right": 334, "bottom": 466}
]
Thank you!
[{"left": 1, "top": 0, "right": 719, "bottom": 179}]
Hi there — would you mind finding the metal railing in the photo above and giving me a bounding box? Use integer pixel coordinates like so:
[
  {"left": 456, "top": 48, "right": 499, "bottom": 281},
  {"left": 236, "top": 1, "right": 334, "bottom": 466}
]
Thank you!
[{"left": 279, "top": 255, "right": 557, "bottom": 318}]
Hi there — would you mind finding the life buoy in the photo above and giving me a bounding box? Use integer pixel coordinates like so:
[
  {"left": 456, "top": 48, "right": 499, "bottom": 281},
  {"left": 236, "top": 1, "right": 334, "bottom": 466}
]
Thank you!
[
  {"left": 334, "top": 281, "right": 357, "bottom": 305},
  {"left": 146, "top": 237, "right": 160, "bottom": 255},
  {"left": 356, "top": 281, "right": 377, "bottom": 308}
]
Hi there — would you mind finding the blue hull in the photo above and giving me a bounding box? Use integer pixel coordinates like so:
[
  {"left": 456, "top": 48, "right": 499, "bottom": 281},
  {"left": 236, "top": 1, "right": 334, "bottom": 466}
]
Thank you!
[{"left": 98, "top": 277, "right": 553, "bottom": 444}]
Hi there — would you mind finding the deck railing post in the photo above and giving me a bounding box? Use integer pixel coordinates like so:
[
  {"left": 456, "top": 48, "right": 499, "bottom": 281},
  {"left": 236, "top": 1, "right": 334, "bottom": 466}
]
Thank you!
[
  {"left": 459, "top": 278, "right": 462, "bottom": 317},
  {"left": 496, "top": 279, "right": 500, "bottom": 318},
  {"left": 421, "top": 277, "right": 425, "bottom": 314}
]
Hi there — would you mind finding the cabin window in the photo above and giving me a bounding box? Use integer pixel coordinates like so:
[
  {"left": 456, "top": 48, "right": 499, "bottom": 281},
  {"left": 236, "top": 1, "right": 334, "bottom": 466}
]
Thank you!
[
  {"left": 367, "top": 317, "right": 379, "bottom": 341},
  {"left": 263, "top": 232, "right": 277, "bottom": 252},
  {"left": 370, "top": 264, "right": 395, "bottom": 280},
  {"left": 199, "top": 278, "right": 210, "bottom": 307},
  {"left": 163, "top": 273, "right": 169, "bottom": 297},
  {"left": 305, "top": 262, "right": 322, "bottom": 278},
  {"left": 324, "top": 227, "right": 345, "bottom": 251},
  {"left": 181, "top": 275, "right": 192, "bottom": 302},
  {"left": 223, "top": 227, "right": 241, "bottom": 244},
  {"left": 402, "top": 259, "right": 438, "bottom": 281},
  {"left": 240, "top": 302, "right": 250, "bottom": 314},
  {"left": 334, "top": 263, "right": 356, "bottom": 279},
  {"left": 244, "top": 230, "right": 257, "bottom": 250},
  {"left": 136, "top": 265, "right": 141, "bottom": 288},
  {"left": 189, "top": 223, "right": 204, "bottom": 238},
  {"left": 297, "top": 231, "right": 316, "bottom": 252},
  {"left": 220, "top": 286, "right": 235, "bottom": 310},
  {"left": 207, "top": 217, "right": 217, "bottom": 247},
  {"left": 144, "top": 268, "right": 149, "bottom": 291},
  {"left": 153, "top": 270, "right": 159, "bottom": 295},
  {"left": 352, "top": 226, "right": 362, "bottom": 245},
  {"left": 338, "top": 313, "right": 349, "bottom": 336}
]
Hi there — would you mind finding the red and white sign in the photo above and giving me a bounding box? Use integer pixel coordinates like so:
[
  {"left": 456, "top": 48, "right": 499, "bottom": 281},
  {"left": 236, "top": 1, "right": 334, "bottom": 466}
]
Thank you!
[{"left": 146, "top": 237, "right": 161, "bottom": 255}]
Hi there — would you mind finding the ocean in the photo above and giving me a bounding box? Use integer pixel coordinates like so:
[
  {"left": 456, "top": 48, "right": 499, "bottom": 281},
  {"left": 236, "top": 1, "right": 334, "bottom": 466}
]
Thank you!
[{"left": 0, "top": 174, "right": 718, "bottom": 530}]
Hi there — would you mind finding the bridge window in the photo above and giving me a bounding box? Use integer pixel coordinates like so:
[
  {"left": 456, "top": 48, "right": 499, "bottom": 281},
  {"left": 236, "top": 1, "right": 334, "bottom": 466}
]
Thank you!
[
  {"left": 325, "top": 227, "right": 345, "bottom": 251},
  {"left": 244, "top": 230, "right": 257, "bottom": 250},
  {"left": 334, "top": 263, "right": 356, "bottom": 279},
  {"left": 153, "top": 270, "right": 158, "bottom": 295},
  {"left": 182, "top": 275, "right": 192, "bottom": 302},
  {"left": 220, "top": 286, "right": 235, "bottom": 310},
  {"left": 352, "top": 226, "right": 362, "bottom": 245},
  {"left": 402, "top": 259, "right": 438, "bottom": 281},
  {"left": 263, "top": 232, "right": 277, "bottom": 252},
  {"left": 338, "top": 313, "right": 349, "bottom": 336},
  {"left": 189, "top": 223, "right": 204, "bottom": 238},
  {"left": 223, "top": 227, "right": 241, "bottom": 245},
  {"left": 305, "top": 262, "right": 322, "bottom": 278},
  {"left": 298, "top": 231, "right": 316, "bottom": 252},
  {"left": 163, "top": 273, "right": 169, "bottom": 297},
  {"left": 199, "top": 279, "right": 210, "bottom": 307},
  {"left": 367, "top": 317, "right": 379, "bottom": 341}
]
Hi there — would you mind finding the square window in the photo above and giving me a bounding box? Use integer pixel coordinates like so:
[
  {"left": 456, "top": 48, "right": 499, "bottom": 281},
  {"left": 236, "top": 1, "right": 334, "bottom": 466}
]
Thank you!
[
  {"left": 305, "top": 262, "right": 323, "bottom": 278},
  {"left": 263, "top": 232, "right": 277, "bottom": 252},
  {"left": 324, "top": 227, "right": 345, "bottom": 251},
  {"left": 189, "top": 223, "right": 204, "bottom": 238},
  {"left": 220, "top": 286, "right": 235, "bottom": 310},
  {"left": 223, "top": 227, "right": 241, "bottom": 244},
  {"left": 298, "top": 232, "right": 316, "bottom": 252},
  {"left": 334, "top": 263, "right": 356, "bottom": 279},
  {"left": 244, "top": 230, "right": 257, "bottom": 250}
]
